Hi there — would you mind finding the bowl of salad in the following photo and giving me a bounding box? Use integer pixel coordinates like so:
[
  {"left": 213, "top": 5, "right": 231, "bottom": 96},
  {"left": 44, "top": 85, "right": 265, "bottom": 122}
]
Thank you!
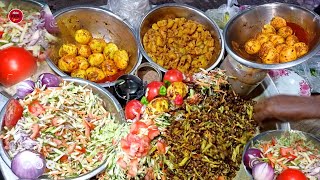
[
  {"left": 0, "top": 73, "right": 126, "bottom": 179},
  {"left": 242, "top": 130, "right": 320, "bottom": 180}
]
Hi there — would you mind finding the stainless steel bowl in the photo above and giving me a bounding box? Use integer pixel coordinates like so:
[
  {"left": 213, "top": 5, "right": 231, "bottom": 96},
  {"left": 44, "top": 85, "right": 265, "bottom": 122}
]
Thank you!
[
  {"left": 46, "top": 6, "right": 142, "bottom": 87},
  {"left": 224, "top": 3, "right": 320, "bottom": 69},
  {"left": 0, "top": 77, "right": 124, "bottom": 180},
  {"left": 242, "top": 130, "right": 320, "bottom": 177},
  {"left": 138, "top": 3, "right": 225, "bottom": 72}
]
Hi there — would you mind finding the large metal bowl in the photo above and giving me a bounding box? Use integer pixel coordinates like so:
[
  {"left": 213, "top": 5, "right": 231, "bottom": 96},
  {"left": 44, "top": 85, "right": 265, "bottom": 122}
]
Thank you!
[
  {"left": 138, "top": 3, "right": 225, "bottom": 72},
  {"left": 224, "top": 3, "right": 320, "bottom": 69},
  {"left": 0, "top": 77, "right": 124, "bottom": 180},
  {"left": 242, "top": 130, "right": 320, "bottom": 177},
  {"left": 46, "top": 6, "right": 142, "bottom": 87}
]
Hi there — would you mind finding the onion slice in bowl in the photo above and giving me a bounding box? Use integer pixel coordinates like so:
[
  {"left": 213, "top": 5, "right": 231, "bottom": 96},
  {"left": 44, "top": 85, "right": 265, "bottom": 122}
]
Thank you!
[{"left": 41, "top": 5, "right": 59, "bottom": 34}]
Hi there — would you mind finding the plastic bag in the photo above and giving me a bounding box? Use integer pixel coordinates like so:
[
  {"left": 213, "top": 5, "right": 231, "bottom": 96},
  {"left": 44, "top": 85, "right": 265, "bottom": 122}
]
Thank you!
[
  {"left": 204, "top": 0, "right": 240, "bottom": 29},
  {"left": 107, "top": 0, "right": 150, "bottom": 29}
]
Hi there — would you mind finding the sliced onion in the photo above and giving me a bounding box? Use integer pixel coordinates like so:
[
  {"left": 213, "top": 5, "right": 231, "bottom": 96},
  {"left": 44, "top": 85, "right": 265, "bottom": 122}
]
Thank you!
[
  {"left": 252, "top": 162, "right": 274, "bottom": 180},
  {"left": 39, "top": 73, "right": 61, "bottom": 87},
  {"left": 243, "top": 148, "right": 263, "bottom": 169},
  {"left": 16, "top": 80, "right": 35, "bottom": 99},
  {"left": 40, "top": 5, "right": 59, "bottom": 34},
  {"left": 11, "top": 150, "right": 46, "bottom": 179}
]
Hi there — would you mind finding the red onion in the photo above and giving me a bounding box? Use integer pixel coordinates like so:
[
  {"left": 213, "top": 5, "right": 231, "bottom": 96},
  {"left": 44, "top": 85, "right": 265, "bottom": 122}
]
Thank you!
[
  {"left": 16, "top": 80, "right": 35, "bottom": 99},
  {"left": 38, "top": 73, "right": 61, "bottom": 87},
  {"left": 40, "top": 5, "right": 59, "bottom": 34},
  {"left": 11, "top": 150, "right": 46, "bottom": 179},
  {"left": 252, "top": 162, "right": 274, "bottom": 180},
  {"left": 243, "top": 148, "right": 263, "bottom": 169}
]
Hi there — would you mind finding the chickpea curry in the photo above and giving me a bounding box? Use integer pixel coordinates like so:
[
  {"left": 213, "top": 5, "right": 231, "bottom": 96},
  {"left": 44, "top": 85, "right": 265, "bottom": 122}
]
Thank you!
[
  {"left": 56, "top": 27, "right": 129, "bottom": 83},
  {"left": 243, "top": 16, "right": 309, "bottom": 64},
  {"left": 143, "top": 18, "right": 216, "bottom": 74}
]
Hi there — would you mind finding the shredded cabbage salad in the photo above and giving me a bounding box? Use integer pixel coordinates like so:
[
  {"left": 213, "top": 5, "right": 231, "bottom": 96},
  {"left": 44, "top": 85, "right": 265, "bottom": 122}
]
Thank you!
[
  {"left": 0, "top": 2, "right": 57, "bottom": 58},
  {"left": 254, "top": 132, "right": 320, "bottom": 180},
  {"left": 2, "top": 81, "right": 128, "bottom": 179}
]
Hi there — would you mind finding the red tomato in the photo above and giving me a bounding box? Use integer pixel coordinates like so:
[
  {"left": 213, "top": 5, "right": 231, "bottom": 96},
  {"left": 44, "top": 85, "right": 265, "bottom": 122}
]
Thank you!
[
  {"left": 280, "top": 147, "right": 294, "bottom": 156},
  {"left": 28, "top": 100, "right": 45, "bottom": 116},
  {"left": 277, "top": 169, "right": 307, "bottom": 180},
  {"left": 174, "top": 94, "right": 184, "bottom": 105},
  {"left": 163, "top": 69, "right": 184, "bottom": 84},
  {"left": 146, "top": 81, "right": 165, "bottom": 102},
  {"left": 0, "top": 31, "right": 4, "bottom": 38},
  {"left": 59, "top": 155, "right": 69, "bottom": 163},
  {"left": 148, "top": 125, "right": 160, "bottom": 140},
  {"left": 3, "top": 99, "right": 23, "bottom": 128},
  {"left": 0, "top": 47, "right": 37, "bottom": 87},
  {"left": 125, "top": 100, "right": 143, "bottom": 120},
  {"left": 130, "top": 121, "right": 148, "bottom": 134},
  {"left": 157, "top": 140, "right": 166, "bottom": 154}
]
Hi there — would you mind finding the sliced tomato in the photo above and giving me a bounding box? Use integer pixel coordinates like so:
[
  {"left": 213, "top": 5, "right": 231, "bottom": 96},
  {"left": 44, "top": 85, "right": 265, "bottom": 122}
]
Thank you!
[
  {"left": 4, "top": 99, "right": 23, "bottom": 128},
  {"left": 157, "top": 140, "right": 166, "bottom": 154},
  {"left": 277, "top": 168, "right": 307, "bottom": 180},
  {"left": 76, "top": 146, "right": 86, "bottom": 154},
  {"left": 0, "top": 31, "right": 4, "bottom": 38},
  {"left": 130, "top": 121, "right": 148, "bottom": 135},
  {"left": 60, "top": 155, "right": 69, "bottom": 163},
  {"left": 28, "top": 100, "right": 45, "bottom": 116},
  {"left": 148, "top": 125, "right": 160, "bottom": 140},
  {"left": 128, "top": 159, "right": 139, "bottom": 177},
  {"left": 280, "top": 147, "right": 294, "bottom": 156},
  {"left": 117, "top": 157, "right": 127, "bottom": 169}
]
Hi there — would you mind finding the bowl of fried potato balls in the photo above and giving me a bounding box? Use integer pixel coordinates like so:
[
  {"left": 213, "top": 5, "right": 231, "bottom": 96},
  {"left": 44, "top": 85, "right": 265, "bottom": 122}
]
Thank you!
[
  {"left": 138, "top": 3, "right": 225, "bottom": 75},
  {"left": 47, "top": 6, "right": 142, "bottom": 87},
  {"left": 224, "top": 3, "right": 320, "bottom": 69}
]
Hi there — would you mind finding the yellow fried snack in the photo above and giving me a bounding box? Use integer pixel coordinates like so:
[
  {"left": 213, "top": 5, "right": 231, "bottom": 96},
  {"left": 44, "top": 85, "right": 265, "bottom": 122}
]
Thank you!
[
  {"left": 88, "top": 53, "right": 105, "bottom": 67},
  {"left": 269, "top": 34, "right": 285, "bottom": 46},
  {"left": 167, "top": 82, "right": 188, "bottom": 100},
  {"left": 103, "top": 43, "right": 119, "bottom": 59},
  {"left": 74, "top": 29, "right": 92, "bottom": 45},
  {"left": 261, "top": 24, "right": 276, "bottom": 34},
  {"left": 75, "top": 56, "right": 90, "bottom": 70},
  {"left": 86, "top": 67, "right": 105, "bottom": 82},
  {"left": 101, "top": 59, "right": 118, "bottom": 76},
  {"left": 113, "top": 50, "right": 129, "bottom": 70},
  {"left": 275, "top": 44, "right": 288, "bottom": 54},
  {"left": 58, "top": 55, "right": 79, "bottom": 73},
  {"left": 286, "top": 35, "right": 299, "bottom": 46},
  {"left": 260, "top": 48, "right": 279, "bottom": 64},
  {"left": 71, "top": 69, "right": 87, "bottom": 79},
  {"left": 146, "top": 97, "right": 169, "bottom": 115},
  {"left": 244, "top": 39, "right": 261, "bottom": 54},
  {"left": 89, "top": 38, "right": 107, "bottom": 53},
  {"left": 256, "top": 33, "right": 270, "bottom": 45},
  {"left": 277, "top": 26, "right": 293, "bottom": 38},
  {"left": 279, "top": 46, "right": 297, "bottom": 63},
  {"left": 294, "top": 42, "right": 308, "bottom": 58},
  {"left": 59, "top": 44, "right": 77, "bottom": 57},
  {"left": 270, "top": 16, "right": 287, "bottom": 30},
  {"left": 77, "top": 44, "right": 92, "bottom": 58}
]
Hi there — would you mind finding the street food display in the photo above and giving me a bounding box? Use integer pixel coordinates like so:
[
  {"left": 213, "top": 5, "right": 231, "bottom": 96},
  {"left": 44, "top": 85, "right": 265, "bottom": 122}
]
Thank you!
[
  {"left": 57, "top": 28, "right": 129, "bottom": 83},
  {"left": 143, "top": 18, "right": 216, "bottom": 74},
  {"left": 244, "top": 16, "right": 309, "bottom": 64}
]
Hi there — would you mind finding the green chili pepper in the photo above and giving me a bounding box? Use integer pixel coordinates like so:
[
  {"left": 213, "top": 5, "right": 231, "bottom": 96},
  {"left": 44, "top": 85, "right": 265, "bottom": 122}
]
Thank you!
[
  {"left": 159, "top": 86, "right": 167, "bottom": 96},
  {"left": 140, "top": 96, "right": 149, "bottom": 105}
]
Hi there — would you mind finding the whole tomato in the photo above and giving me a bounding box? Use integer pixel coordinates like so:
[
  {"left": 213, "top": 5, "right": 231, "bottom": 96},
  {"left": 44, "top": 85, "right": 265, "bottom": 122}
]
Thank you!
[
  {"left": 163, "top": 69, "right": 184, "bottom": 84},
  {"left": 125, "top": 100, "right": 143, "bottom": 120},
  {"left": 146, "top": 81, "right": 166, "bottom": 102},
  {"left": 0, "top": 47, "right": 37, "bottom": 87},
  {"left": 4, "top": 99, "right": 23, "bottom": 128},
  {"left": 277, "top": 169, "right": 307, "bottom": 180}
]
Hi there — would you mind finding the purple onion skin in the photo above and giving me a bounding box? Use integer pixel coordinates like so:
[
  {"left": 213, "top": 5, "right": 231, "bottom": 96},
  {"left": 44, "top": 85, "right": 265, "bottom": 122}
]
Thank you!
[
  {"left": 41, "top": 5, "right": 59, "bottom": 34},
  {"left": 252, "top": 162, "right": 274, "bottom": 180},
  {"left": 39, "top": 73, "right": 61, "bottom": 87},
  {"left": 11, "top": 150, "right": 46, "bottom": 179},
  {"left": 243, "top": 148, "right": 263, "bottom": 169},
  {"left": 16, "top": 80, "right": 35, "bottom": 99}
]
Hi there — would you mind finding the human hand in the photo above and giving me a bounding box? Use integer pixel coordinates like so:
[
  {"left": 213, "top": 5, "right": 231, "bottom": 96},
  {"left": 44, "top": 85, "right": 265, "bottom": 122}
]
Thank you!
[{"left": 254, "top": 95, "right": 320, "bottom": 123}]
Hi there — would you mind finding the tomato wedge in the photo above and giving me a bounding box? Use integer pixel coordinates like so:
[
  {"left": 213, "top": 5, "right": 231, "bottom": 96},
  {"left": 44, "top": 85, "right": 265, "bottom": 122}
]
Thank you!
[
  {"left": 0, "top": 31, "right": 4, "bottom": 38},
  {"left": 4, "top": 99, "right": 23, "bottom": 128},
  {"left": 28, "top": 100, "right": 45, "bottom": 116}
]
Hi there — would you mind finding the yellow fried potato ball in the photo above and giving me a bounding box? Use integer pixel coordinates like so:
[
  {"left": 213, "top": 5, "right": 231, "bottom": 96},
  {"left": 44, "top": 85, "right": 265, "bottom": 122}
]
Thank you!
[
  {"left": 269, "top": 34, "right": 285, "bottom": 46},
  {"left": 75, "top": 56, "right": 90, "bottom": 70},
  {"left": 146, "top": 97, "right": 169, "bottom": 115},
  {"left": 262, "top": 24, "right": 276, "bottom": 34},
  {"left": 275, "top": 44, "right": 288, "bottom": 53},
  {"left": 256, "top": 33, "right": 270, "bottom": 45},
  {"left": 71, "top": 69, "right": 87, "bottom": 79},
  {"left": 294, "top": 42, "right": 308, "bottom": 58},
  {"left": 277, "top": 26, "right": 293, "bottom": 38},
  {"left": 89, "top": 38, "right": 107, "bottom": 53},
  {"left": 286, "top": 35, "right": 299, "bottom": 46},
  {"left": 88, "top": 53, "right": 105, "bottom": 67},
  {"left": 167, "top": 82, "right": 188, "bottom": 100},
  {"left": 77, "top": 44, "right": 92, "bottom": 58},
  {"left": 86, "top": 67, "right": 105, "bottom": 82},
  {"left": 244, "top": 39, "right": 261, "bottom": 54},
  {"left": 280, "top": 46, "right": 297, "bottom": 63},
  {"left": 259, "top": 41, "right": 275, "bottom": 58},
  {"left": 103, "top": 43, "right": 119, "bottom": 59},
  {"left": 74, "top": 29, "right": 92, "bottom": 45},
  {"left": 261, "top": 47, "right": 279, "bottom": 64},
  {"left": 58, "top": 55, "right": 79, "bottom": 73},
  {"left": 114, "top": 50, "right": 129, "bottom": 70},
  {"left": 58, "top": 44, "right": 77, "bottom": 57},
  {"left": 270, "top": 16, "right": 287, "bottom": 30},
  {"left": 101, "top": 59, "right": 118, "bottom": 76}
]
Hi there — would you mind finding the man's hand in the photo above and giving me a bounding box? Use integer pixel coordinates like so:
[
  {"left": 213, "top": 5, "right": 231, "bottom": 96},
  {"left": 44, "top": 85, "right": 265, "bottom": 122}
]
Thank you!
[{"left": 254, "top": 95, "right": 320, "bottom": 123}]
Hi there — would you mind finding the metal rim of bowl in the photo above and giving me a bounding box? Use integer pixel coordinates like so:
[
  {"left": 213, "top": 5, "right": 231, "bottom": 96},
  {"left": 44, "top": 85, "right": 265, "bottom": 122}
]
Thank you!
[
  {"left": 242, "top": 129, "right": 320, "bottom": 177},
  {"left": 46, "top": 5, "right": 143, "bottom": 87},
  {"left": 223, "top": 2, "right": 320, "bottom": 70},
  {"left": 0, "top": 77, "right": 124, "bottom": 180},
  {"left": 137, "top": 3, "right": 225, "bottom": 73}
]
